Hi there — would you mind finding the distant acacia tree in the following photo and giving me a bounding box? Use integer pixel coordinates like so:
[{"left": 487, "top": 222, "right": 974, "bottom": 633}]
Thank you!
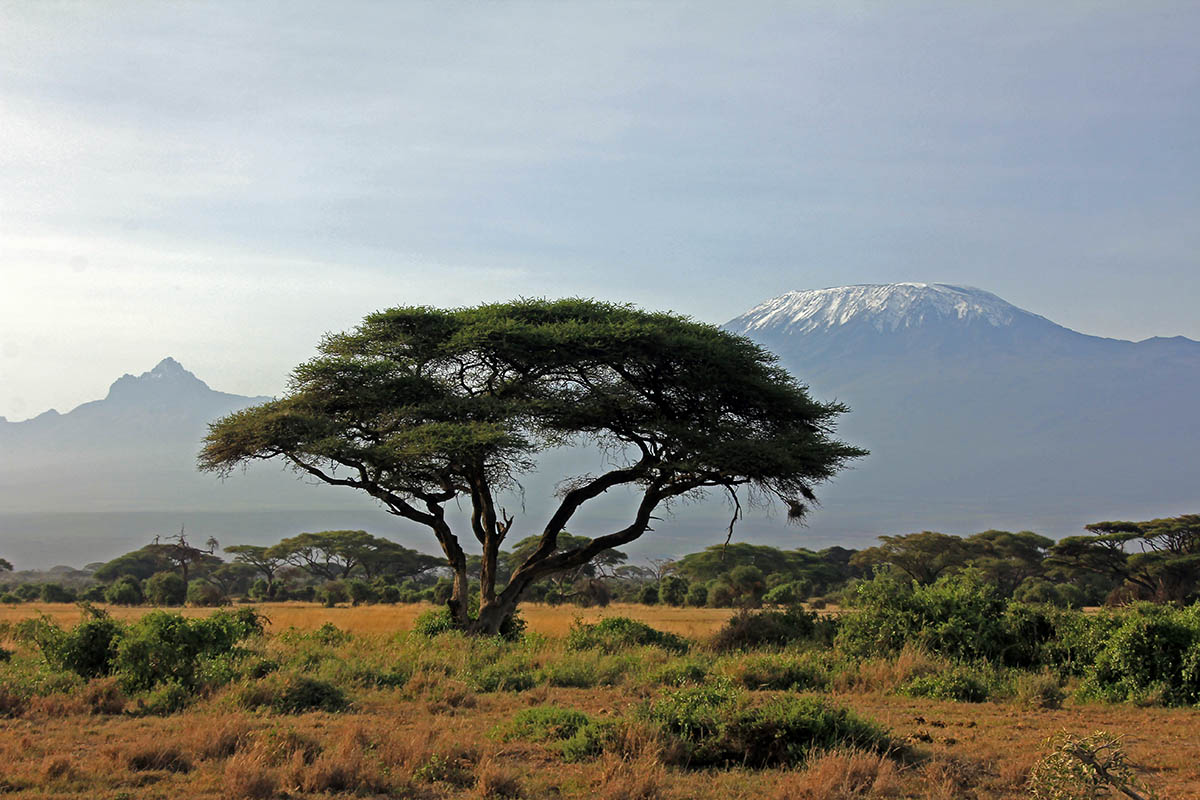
[
  {"left": 1050, "top": 514, "right": 1200, "bottom": 603},
  {"left": 200, "top": 299, "right": 864, "bottom": 634},
  {"left": 850, "top": 532, "right": 970, "bottom": 585},
  {"left": 0, "top": 557, "right": 11, "bottom": 572},
  {"left": 224, "top": 545, "right": 284, "bottom": 595}
]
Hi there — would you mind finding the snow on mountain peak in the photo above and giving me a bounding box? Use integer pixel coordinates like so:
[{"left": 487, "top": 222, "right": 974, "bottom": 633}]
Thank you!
[{"left": 730, "top": 283, "right": 1031, "bottom": 334}]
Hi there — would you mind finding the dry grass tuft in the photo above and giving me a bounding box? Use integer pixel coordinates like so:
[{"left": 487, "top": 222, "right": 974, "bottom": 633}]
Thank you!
[
  {"left": 595, "top": 754, "right": 669, "bottom": 800},
  {"left": 474, "top": 754, "right": 523, "bottom": 799},
  {"left": 407, "top": 673, "right": 478, "bottom": 714},
  {"left": 833, "top": 646, "right": 941, "bottom": 693},
  {"left": 26, "top": 692, "right": 88, "bottom": 717},
  {"left": 188, "top": 716, "right": 255, "bottom": 760},
  {"left": 39, "top": 755, "right": 74, "bottom": 781},
  {"left": 222, "top": 751, "right": 278, "bottom": 800},
  {"left": 122, "top": 742, "right": 193, "bottom": 773},
  {"left": 0, "top": 686, "right": 26, "bottom": 717},
  {"left": 81, "top": 676, "right": 127, "bottom": 714},
  {"left": 769, "top": 750, "right": 902, "bottom": 799}
]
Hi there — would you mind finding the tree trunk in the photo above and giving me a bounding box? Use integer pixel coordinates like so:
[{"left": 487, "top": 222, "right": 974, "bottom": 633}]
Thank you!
[
  {"left": 471, "top": 595, "right": 519, "bottom": 636},
  {"left": 448, "top": 560, "right": 471, "bottom": 627}
]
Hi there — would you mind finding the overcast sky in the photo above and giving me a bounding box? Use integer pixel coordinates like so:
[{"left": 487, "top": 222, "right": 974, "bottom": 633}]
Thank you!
[{"left": 2, "top": 2, "right": 1198, "bottom": 421}]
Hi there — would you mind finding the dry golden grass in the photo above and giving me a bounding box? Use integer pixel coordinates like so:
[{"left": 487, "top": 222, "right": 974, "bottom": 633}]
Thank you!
[
  {"left": 1, "top": 686, "right": 1198, "bottom": 799},
  {"left": 0, "top": 600, "right": 739, "bottom": 638},
  {"left": 1, "top": 601, "right": 1196, "bottom": 799}
]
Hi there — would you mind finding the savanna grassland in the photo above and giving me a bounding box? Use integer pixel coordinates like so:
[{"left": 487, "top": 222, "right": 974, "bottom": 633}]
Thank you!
[{"left": 2, "top": 596, "right": 1199, "bottom": 800}]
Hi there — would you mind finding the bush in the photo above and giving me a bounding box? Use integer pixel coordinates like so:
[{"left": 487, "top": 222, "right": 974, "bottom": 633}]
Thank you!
[
  {"left": 137, "top": 679, "right": 193, "bottom": 715},
  {"left": 345, "top": 579, "right": 377, "bottom": 606},
  {"left": 565, "top": 617, "right": 689, "bottom": 655},
  {"left": 145, "top": 572, "right": 187, "bottom": 606},
  {"left": 660, "top": 576, "right": 688, "bottom": 607},
  {"left": 1015, "top": 673, "right": 1066, "bottom": 710},
  {"left": 470, "top": 660, "right": 538, "bottom": 692},
  {"left": 644, "top": 682, "right": 894, "bottom": 768},
  {"left": 187, "top": 579, "right": 224, "bottom": 607},
  {"left": 105, "top": 576, "right": 144, "bottom": 606},
  {"left": 39, "top": 583, "right": 75, "bottom": 603},
  {"left": 271, "top": 676, "right": 349, "bottom": 713},
  {"left": 686, "top": 583, "right": 708, "bottom": 607},
  {"left": 1077, "top": 603, "right": 1200, "bottom": 705},
  {"left": 113, "top": 608, "right": 264, "bottom": 691},
  {"left": 723, "top": 653, "right": 826, "bottom": 691},
  {"left": 494, "top": 706, "right": 593, "bottom": 742},
  {"left": 638, "top": 584, "right": 660, "bottom": 605},
  {"left": 320, "top": 581, "right": 349, "bottom": 607},
  {"left": 900, "top": 666, "right": 991, "bottom": 703},
  {"left": 39, "top": 614, "right": 124, "bottom": 679},
  {"left": 710, "top": 607, "right": 832, "bottom": 652},
  {"left": 762, "top": 580, "right": 809, "bottom": 607},
  {"left": 411, "top": 607, "right": 527, "bottom": 641},
  {"left": 836, "top": 570, "right": 1050, "bottom": 666}
]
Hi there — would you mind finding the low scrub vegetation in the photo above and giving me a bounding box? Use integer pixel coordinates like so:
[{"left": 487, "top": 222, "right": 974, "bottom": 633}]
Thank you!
[{"left": 1, "top": 584, "right": 1193, "bottom": 798}]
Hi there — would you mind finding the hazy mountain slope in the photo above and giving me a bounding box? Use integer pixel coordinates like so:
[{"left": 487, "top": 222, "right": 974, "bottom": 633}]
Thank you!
[
  {"left": 3, "top": 285, "right": 1196, "bottom": 549},
  {"left": 725, "top": 283, "right": 1200, "bottom": 534},
  {"left": 0, "top": 358, "right": 372, "bottom": 513}
]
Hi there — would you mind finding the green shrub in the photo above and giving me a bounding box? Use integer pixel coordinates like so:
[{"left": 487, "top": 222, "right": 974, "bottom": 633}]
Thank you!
[
  {"left": 643, "top": 682, "right": 894, "bottom": 768},
  {"left": 188, "top": 579, "right": 224, "bottom": 607},
  {"left": 412, "top": 607, "right": 526, "bottom": 640},
  {"left": 650, "top": 658, "right": 710, "bottom": 687},
  {"left": 900, "top": 666, "right": 991, "bottom": 703},
  {"left": 345, "top": 579, "right": 377, "bottom": 606},
  {"left": 686, "top": 584, "right": 708, "bottom": 607},
  {"left": 539, "top": 655, "right": 604, "bottom": 688},
  {"left": 38, "top": 583, "right": 75, "bottom": 603},
  {"left": 723, "top": 653, "right": 826, "bottom": 691},
  {"left": 710, "top": 607, "right": 832, "bottom": 652},
  {"left": 113, "top": 608, "right": 264, "bottom": 691},
  {"left": 565, "top": 617, "right": 689, "bottom": 655},
  {"left": 1015, "top": 673, "right": 1066, "bottom": 710},
  {"left": 762, "top": 581, "right": 810, "bottom": 607},
  {"left": 271, "top": 676, "right": 349, "bottom": 713},
  {"left": 561, "top": 721, "right": 618, "bottom": 762},
  {"left": 41, "top": 615, "right": 124, "bottom": 679},
  {"left": 137, "top": 679, "right": 193, "bottom": 715},
  {"left": 837, "top": 570, "right": 1053, "bottom": 666},
  {"left": 660, "top": 576, "right": 689, "bottom": 607},
  {"left": 312, "top": 622, "right": 351, "bottom": 645},
  {"left": 105, "top": 576, "right": 144, "bottom": 606},
  {"left": 494, "top": 706, "right": 593, "bottom": 742},
  {"left": 1077, "top": 603, "right": 1200, "bottom": 705},
  {"left": 145, "top": 572, "right": 187, "bottom": 606},
  {"left": 469, "top": 661, "right": 537, "bottom": 692},
  {"left": 638, "top": 584, "right": 660, "bottom": 605}
]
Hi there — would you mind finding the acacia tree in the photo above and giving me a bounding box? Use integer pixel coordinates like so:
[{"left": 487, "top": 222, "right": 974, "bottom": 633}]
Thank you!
[
  {"left": 199, "top": 299, "right": 865, "bottom": 634},
  {"left": 224, "top": 545, "right": 284, "bottom": 594},
  {"left": 1050, "top": 514, "right": 1200, "bottom": 602}
]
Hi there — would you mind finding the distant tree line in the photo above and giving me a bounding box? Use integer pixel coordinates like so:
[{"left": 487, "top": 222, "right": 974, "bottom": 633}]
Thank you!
[{"left": 1, "top": 513, "right": 1196, "bottom": 609}]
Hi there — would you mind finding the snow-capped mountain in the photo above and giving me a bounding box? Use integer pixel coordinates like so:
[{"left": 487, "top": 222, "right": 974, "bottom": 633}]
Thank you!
[
  {"left": 732, "top": 283, "right": 1032, "bottom": 334},
  {"left": 725, "top": 284, "right": 1200, "bottom": 538}
]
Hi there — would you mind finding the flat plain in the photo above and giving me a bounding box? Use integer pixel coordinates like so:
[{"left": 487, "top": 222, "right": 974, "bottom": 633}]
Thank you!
[{"left": 1, "top": 601, "right": 1196, "bottom": 799}]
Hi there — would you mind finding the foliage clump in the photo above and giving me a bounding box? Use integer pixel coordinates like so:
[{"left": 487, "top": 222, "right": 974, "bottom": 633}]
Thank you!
[
  {"left": 1029, "top": 731, "right": 1157, "bottom": 800},
  {"left": 565, "top": 616, "right": 689, "bottom": 654},
  {"left": 710, "top": 606, "right": 832, "bottom": 652},
  {"left": 642, "top": 681, "right": 894, "bottom": 768}
]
